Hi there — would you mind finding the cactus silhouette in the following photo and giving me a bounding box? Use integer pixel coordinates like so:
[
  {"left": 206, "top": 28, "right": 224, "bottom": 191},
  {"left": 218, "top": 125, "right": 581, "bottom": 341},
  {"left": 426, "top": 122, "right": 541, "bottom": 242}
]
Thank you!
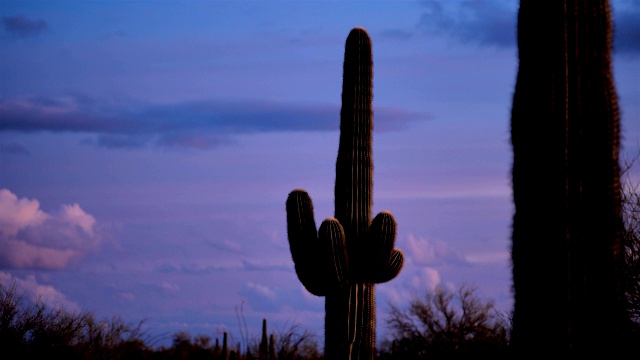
[
  {"left": 510, "top": 0, "right": 626, "bottom": 355},
  {"left": 286, "top": 27, "right": 403, "bottom": 360},
  {"left": 259, "top": 318, "right": 268, "bottom": 360}
]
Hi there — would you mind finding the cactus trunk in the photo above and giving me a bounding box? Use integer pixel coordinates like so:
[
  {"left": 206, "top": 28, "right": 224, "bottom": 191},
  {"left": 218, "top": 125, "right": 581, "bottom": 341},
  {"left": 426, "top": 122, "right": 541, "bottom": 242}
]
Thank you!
[
  {"left": 286, "top": 27, "right": 403, "bottom": 360},
  {"left": 325, "top": 27, "right": 375, "bottom": 360},
  {"left": 510, "top": 0, "right": 626, "bottom": 355}
]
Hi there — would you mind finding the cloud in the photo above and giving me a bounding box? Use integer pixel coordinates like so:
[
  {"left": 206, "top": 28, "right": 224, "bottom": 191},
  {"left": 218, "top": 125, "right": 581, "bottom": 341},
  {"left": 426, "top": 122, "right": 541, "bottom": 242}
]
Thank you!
[
  {"left": 2, "top": 14, "right": 48, "bottom": 38},
  {"left": 410, "top": 267, "right": 441, "bottom": 291},
  {"left": 155, "top": 262, "right": 239, "bottom": 274},
  {"left": 0, "top": 272, "right": 79, "bottom": 311},
  {"left": 405, "top": 233, "right": 467, "bottom": 267},
  {"left": 412, "top": 0, "right": 639, "bottom": 55},
  {"left": 242, "top": 282, "right": 280, "bottom": 312},
  {"left": 0, "top": 189, "right": 100, "bottom": 270},
  {"left": 612, "top": 0, "right": 640, "bottom": 54},
  {"left": 417, "top": 0, "right": 516, "bottom": 48},
  {"left": 208, "top": 238, "right": 243, "bottom": 253},
  {"left": 245, "top": 282, "right": 277, "bottom": 301},
  {"left": 0, "top": 95, "right": 427, "bottom": 150},
  {"left": 464, "top": 250, "right": 511, "bottom": 264},
  {"left": 241, "top": 258, "right": 292, "bottom": 272},
  {"left": 377, "top": 267, "right": 441, "bottom": 308}
]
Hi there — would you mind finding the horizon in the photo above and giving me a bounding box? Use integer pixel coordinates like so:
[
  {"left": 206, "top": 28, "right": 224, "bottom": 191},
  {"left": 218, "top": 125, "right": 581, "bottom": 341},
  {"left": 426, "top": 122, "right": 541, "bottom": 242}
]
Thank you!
[{"left": 1, "top": 0, "right": 639, "bottom": 348}]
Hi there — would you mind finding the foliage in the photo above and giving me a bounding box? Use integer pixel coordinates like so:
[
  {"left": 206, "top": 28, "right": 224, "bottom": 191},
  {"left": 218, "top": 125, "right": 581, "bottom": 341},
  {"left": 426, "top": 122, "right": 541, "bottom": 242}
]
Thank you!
[
  {"left": 0, "top": 281, "right": 323, "bottom": 360},
  {"left": 245, "top": 321, "right": 323, "bottom": 360},
  {"left": 379, "top": 284, "right": 509, "bottom": 359},
  {"left": 622, "top": 153, "right": 640, "bottom": 334},
  {"left": 0, "top": 281, "right": 151, "bottom": 359}
]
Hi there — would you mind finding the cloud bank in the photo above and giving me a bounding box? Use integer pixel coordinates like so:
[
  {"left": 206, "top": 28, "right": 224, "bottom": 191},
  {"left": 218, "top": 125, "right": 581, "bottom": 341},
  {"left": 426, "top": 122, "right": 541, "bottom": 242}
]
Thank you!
[
  {"left": 613, "top": 0, "right": 640, "bottom": 54},
  {"left": 0, "top": 189, "right": 100, "bottom": 270},
  {"left": 383, "top": 0, "right": 639, "bottom": 55},
  {"left": 1, "top": 14, "right": 48, "bottom": 38},
  {"left": 0, "top": 95, "right": 427, "bottom": 150},
  {"left": 417, "top": 0, "right": 516, "bottom": 48}
]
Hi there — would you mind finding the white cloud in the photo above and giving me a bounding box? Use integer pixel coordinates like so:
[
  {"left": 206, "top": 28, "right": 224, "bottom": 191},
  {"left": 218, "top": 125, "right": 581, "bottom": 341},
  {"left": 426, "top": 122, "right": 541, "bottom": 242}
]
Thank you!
[
  {"left": 0, "top": 188, "right": 101, "bottom": 269},
  {"left": 464, "top": 250, "right": 511, "bottom": 264},
  {"left": 246, "top": 281, "right": 276, "bottom": 300},
  {"left": 405, "top": 233, "right": 465, "bottom": 266}
]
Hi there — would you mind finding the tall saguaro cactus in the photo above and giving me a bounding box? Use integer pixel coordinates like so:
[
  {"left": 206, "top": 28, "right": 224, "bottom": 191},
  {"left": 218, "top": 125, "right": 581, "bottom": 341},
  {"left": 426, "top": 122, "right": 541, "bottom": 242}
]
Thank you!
[
  {"left": 510, "top": 0, "right": 626, "bottom": 355},
  {"left": 286, "top": 27, "right": 404, "bottom": 360}
]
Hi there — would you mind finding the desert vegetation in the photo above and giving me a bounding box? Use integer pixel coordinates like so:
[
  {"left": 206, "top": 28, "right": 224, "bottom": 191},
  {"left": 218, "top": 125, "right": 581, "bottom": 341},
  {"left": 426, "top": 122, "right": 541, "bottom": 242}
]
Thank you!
[
  {"left": 0, "top": 280, "right": 514, "bottom": 360},
  {"left": 0, "top": 281, "right": 324, "bottom": 359}
]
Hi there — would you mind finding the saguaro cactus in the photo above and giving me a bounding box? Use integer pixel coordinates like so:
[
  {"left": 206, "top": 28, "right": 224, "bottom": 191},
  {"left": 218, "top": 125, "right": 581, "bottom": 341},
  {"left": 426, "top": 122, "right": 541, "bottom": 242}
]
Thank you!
[
  {"left": 286, "top": 27, "right": 404, "bottom": 359},
  {"left": 510, "top": 0, "right": 626, "bottom": 355},
  {"left": 259, "top": 318, "right": 268, "bottom": 360}
]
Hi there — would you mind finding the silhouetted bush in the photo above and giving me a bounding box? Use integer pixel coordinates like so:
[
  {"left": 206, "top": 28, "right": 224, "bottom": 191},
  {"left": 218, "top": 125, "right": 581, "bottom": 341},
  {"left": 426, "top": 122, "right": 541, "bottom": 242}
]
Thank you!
[
  {"left": 244, "top": 321, "right": 323, "bottom": 360},
  {"left": 0, "top": 281, "right": 152, "bottom": 359},
  {"left": 622, "top": 153, "right": 640, "bottom": 346},
  {"left": 378, "top": 284, "right": 509, "bottom": 360}
]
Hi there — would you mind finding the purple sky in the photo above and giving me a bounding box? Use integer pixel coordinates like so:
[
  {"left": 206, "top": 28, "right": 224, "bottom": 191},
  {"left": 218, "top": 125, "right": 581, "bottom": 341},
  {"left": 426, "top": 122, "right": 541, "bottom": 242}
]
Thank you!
[{"left": 1, "top": 0, "right": 639, "bottom": 348}]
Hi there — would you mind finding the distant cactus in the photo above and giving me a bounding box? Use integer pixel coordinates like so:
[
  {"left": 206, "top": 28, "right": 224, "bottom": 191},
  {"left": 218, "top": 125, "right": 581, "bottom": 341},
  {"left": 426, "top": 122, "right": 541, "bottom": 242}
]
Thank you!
[
  {"left": 259, "top": 318, "right": 268, "bottom": 360},
  {"left": 510, "top": 0, "right": 626, "bottom": 355},
  {"left": 286, "top": 27, "right": 404, "bottom": 360},
  {"left": 268, "top": 333, "right": 275, "bottom": 360},
  {"left": 221, "top": 332, "right": 229, "bottom": 360}
]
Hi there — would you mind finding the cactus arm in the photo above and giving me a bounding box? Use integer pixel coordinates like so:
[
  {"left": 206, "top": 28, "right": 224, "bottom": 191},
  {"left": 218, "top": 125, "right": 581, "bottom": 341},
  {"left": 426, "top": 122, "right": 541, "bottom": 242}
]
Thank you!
[
  {"left": 360, "top": 211, "right": 405, "bottom": 283},
  {"left": 319, "top": 217, "right": 349, "bottom": 289},
  {"left": 376, "top": 250, "right": 404, "bottom": 284},
  {"left": 285, "top": 189, "right": 327, "bottom": 296}
]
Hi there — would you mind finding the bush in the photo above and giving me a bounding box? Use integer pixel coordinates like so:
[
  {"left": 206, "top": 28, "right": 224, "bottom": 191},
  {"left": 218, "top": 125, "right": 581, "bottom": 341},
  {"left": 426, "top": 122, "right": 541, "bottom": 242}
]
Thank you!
[
  {"left": 379, "top": 284, "right": 509, "bottom": 359},
  {"left": 0, "top": 281, "right": 150, "bottom": 359}
]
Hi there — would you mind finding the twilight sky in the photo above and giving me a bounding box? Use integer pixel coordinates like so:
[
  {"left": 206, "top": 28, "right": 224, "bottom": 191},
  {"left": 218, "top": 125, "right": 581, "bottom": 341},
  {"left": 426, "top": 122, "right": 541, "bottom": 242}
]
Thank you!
[{"left": 1, "top": 0, "right": 639, "bottom": 348}]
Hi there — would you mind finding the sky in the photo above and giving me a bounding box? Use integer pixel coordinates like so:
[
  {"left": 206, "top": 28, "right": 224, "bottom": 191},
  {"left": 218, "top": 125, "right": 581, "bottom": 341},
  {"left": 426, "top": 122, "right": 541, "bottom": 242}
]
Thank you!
[{"left": 1, "top": 0, "right": 639, "bottom": 349}]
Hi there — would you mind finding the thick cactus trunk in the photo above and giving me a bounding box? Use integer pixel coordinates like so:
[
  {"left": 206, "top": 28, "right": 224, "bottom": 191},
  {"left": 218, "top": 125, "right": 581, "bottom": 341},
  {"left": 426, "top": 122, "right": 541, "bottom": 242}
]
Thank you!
[
  {"left": 510, "top": 0, "right": 626, "bottom": 355},
  {"left": 286, "top": 27, "right": 403, "bottom": 360},
  {"left": 325, "top": 284, "right": 375, "bottom": 359}
]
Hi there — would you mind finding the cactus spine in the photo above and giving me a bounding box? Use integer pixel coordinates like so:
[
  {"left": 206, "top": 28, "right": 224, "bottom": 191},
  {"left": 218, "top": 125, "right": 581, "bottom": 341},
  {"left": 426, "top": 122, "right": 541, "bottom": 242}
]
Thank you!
[
  {"left": 286, "top": 27, "right": 404, "bottom": 360},
  {"left": 510, "top": 0, "right": 626, "bottom": 355}
]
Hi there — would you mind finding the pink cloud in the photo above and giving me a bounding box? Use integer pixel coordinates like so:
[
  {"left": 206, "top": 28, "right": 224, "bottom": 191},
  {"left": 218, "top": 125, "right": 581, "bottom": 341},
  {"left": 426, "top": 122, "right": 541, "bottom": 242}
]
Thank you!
[
  {"left": 0, "top": 188, "right": 48, "bottom": 237},
  {"left": 405, "top": 233, "right": 467, "bottom": 267},
  {"left": 1, "top": 239, "right": 77, "bottom": 269},
  {"left": 60, "top": 203, "right": 96, "bottom": 236},
  {"left": 410, "top": 267, "right": 441, "bottom": 291},
  {"left": 0, "top": 188, "right": 100, "bottom": 270}
]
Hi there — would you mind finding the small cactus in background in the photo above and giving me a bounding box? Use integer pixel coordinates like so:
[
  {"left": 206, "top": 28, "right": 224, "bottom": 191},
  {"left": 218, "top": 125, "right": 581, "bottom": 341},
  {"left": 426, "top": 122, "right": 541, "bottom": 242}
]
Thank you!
[
  {"left": 222, "top": 332, "right": 228, "bottom": 360},
  {"left": 259, "top": 318, "right": 268, "bottom": 360},
  {"left": 286, "top": 27, "right": 404, "bottom": 360},
  {"left": 268, "top": 333, "right": 275, "bottom": 360}
]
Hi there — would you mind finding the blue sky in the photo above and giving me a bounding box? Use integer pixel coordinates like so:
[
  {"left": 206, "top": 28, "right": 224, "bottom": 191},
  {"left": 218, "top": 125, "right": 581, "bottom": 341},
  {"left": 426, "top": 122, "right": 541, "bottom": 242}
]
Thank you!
[{"left": 1, "top": 0, "right": 639, "bottom": 348}]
